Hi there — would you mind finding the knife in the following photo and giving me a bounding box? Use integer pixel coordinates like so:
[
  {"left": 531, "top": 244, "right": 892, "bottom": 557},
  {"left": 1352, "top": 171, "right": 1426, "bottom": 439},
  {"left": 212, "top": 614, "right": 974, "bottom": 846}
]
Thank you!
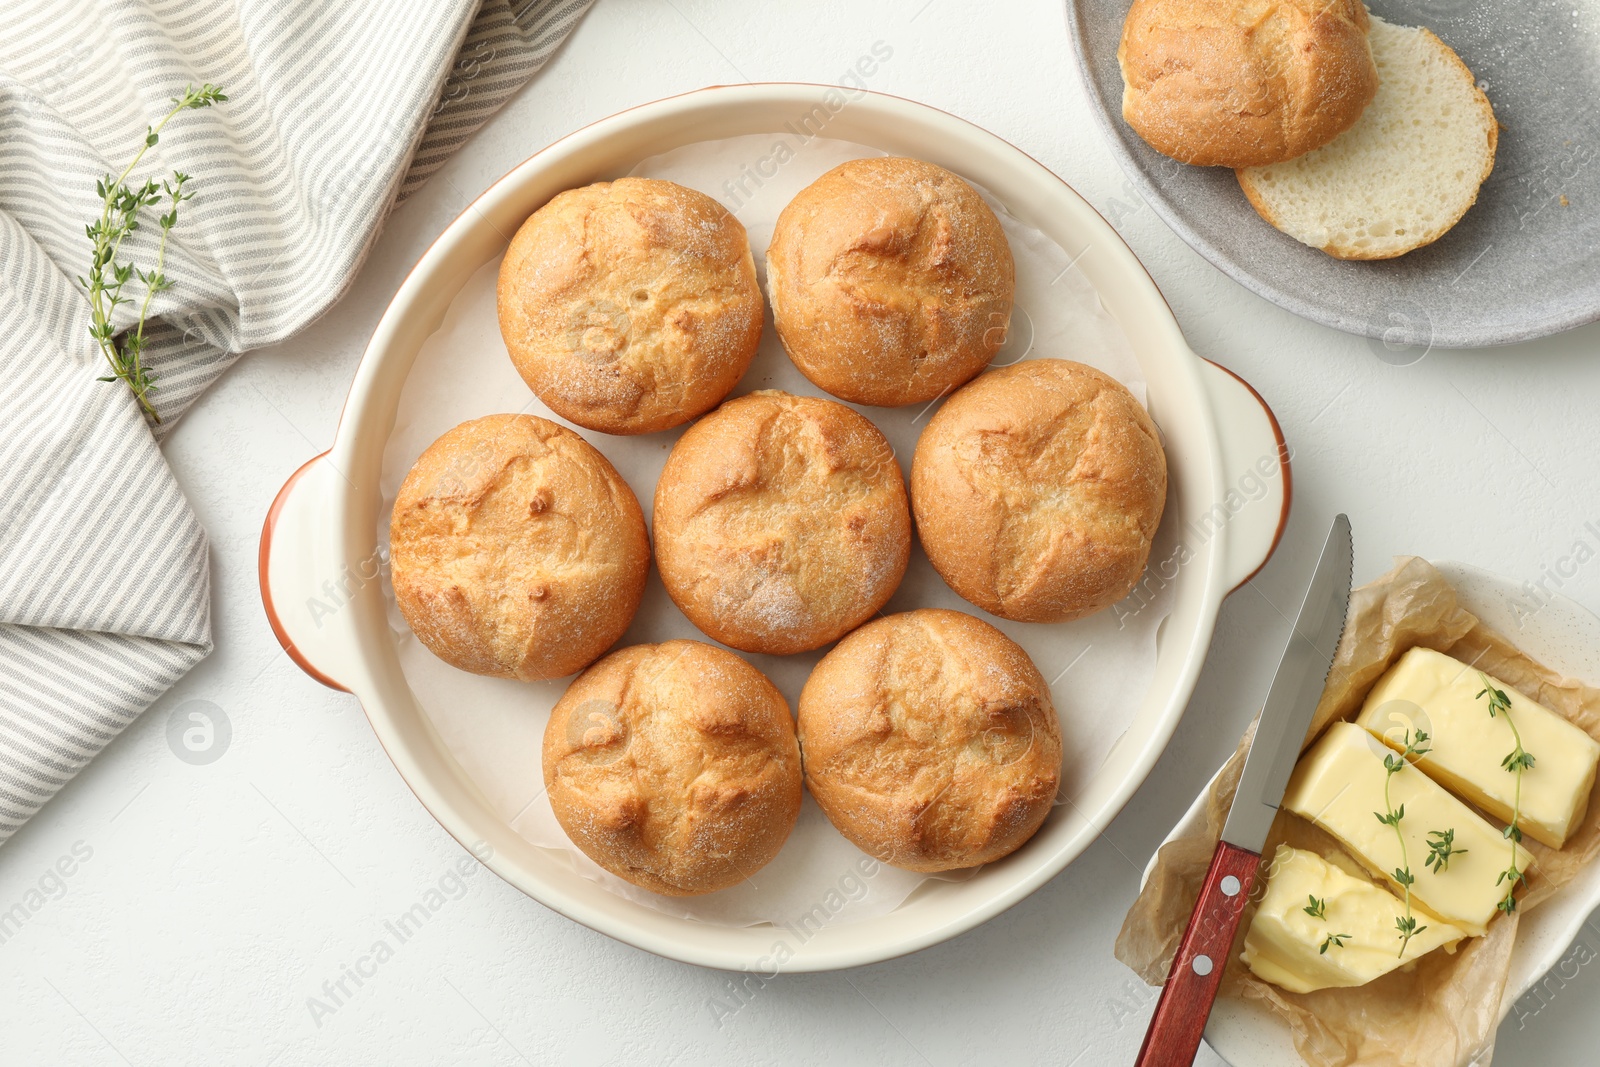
[{"left": 1134, "top": 514, "right": 1354, "bottom": 1067}]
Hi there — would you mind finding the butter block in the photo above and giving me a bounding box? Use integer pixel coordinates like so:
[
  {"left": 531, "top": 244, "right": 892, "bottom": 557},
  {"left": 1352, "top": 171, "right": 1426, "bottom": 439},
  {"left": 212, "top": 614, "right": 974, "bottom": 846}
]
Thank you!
[
  {"left": 1243, "top": 845, "right": 1465, "bottom": 994},
  {"left": 1282, "top": 722, "right": 1533, "bottom": 937},
  {"left": 1356, "top": 647, "right": 1600, "bottom": 848}
]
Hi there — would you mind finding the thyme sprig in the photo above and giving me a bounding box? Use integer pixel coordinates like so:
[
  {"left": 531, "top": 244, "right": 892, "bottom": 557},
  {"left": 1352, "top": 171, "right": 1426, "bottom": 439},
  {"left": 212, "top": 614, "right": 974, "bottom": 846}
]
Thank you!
[
  {"left": 1424, "top": 828, "right": 1466, "bottom": 874},
  {"left": 1303, "top": 896, "right": 1349, "bottom": 954},
  {"left": 1478, "top": 673, "right": 1533, "bottom": 914},
  {"left": 1375, "top": 727, "right": 1431, "bottom": 957},
  {"left": 81, "top": 83, "right": 225, "bottom": 424}
]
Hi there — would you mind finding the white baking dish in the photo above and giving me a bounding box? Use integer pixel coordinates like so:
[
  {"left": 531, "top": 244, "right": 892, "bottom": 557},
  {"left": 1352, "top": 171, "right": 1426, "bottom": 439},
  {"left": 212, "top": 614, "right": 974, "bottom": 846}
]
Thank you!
[
  {"left": 258, "top": 84, "right": 1289, "bottom": 971},
  {"left": 1144, "top": 562, "right": 1600, "bottom": 1065}
]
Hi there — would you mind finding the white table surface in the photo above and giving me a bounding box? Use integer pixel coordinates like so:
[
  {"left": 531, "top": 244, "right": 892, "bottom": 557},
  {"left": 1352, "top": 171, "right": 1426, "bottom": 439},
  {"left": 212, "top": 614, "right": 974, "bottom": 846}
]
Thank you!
[{"left": 7, "top": 1, "right": 1600, "bottom": 1064}]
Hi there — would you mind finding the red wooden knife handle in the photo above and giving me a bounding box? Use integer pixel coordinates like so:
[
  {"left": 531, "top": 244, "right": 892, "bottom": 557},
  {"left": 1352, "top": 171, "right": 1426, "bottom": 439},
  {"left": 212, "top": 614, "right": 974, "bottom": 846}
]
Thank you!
[{"left": 1134, "top": 840, "right": 1261, "bottom": 1067}]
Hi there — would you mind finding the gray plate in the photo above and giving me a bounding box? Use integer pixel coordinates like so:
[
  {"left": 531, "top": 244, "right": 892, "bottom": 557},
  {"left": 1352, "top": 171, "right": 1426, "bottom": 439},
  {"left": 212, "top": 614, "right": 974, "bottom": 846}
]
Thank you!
[{"left": 1066, "top": 0, "right": 1600, "bottom": 347}]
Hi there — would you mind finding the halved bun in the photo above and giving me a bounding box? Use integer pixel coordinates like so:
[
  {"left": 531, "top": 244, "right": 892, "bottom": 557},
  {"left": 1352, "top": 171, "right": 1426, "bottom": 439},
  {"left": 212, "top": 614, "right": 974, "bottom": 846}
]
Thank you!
[
  {"left": 1119, "top": 0, "right": 1378, "bottom": 168},
  {"left": 1236, "top": 17, "right": 1497, "bottom": 260}
]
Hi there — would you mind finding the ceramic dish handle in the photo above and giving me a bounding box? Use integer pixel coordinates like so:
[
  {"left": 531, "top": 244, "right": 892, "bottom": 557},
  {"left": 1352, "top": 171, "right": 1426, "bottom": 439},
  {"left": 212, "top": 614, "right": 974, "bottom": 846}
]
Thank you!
[
  {"left": 1134, "top": 839, "right": 1261, "bottom": 1067},
  {"left": 259, "top": 452, "right": 362, "bottom": 692},
  {"left": 1197, "top": 359, "right": 1291, "bottom": 592}
]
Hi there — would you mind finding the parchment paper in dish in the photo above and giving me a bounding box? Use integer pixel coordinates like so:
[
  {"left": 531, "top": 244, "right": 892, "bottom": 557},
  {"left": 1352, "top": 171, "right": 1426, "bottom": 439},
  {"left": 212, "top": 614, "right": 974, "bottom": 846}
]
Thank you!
[
  {"left": 1115, "top": 557, "right": 1600, "bottom": 1067},
  {"left": 376, "top": 134, "right": 1175, "bottom": 927}
]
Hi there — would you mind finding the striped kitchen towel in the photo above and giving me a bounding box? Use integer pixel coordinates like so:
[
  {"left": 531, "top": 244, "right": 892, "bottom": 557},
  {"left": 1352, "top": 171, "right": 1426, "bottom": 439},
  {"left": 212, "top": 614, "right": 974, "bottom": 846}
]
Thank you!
[{"left": 0, "top": 0, "right": 592, "bottom": 843}]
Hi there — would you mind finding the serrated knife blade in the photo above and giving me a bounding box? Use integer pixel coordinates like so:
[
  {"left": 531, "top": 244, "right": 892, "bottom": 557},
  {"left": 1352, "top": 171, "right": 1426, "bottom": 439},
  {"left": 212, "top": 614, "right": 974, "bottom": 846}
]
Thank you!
[{"left": 1220, "top": 513, "right": 1354, "bottom": 854}]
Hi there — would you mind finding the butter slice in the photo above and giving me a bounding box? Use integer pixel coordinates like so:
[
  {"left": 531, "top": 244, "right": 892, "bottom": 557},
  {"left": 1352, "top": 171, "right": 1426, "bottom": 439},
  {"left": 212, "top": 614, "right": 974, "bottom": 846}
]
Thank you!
[
  {"left": 1356, "top": 647, "right": 1600, "bottom": 848},
  {"left": 1282, "top": 722, "right": 1533, "bottom": 937},
  {"left": 1243, "top": 845, "right": 1464, "bottom": 994}
]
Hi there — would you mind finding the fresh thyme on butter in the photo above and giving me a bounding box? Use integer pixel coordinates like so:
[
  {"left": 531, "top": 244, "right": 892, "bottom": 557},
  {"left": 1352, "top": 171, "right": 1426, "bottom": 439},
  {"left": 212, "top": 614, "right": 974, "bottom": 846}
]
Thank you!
[
  {"left": 1424, "top": 828, "right": 1466, "bottom": 874},
  {"left": 81, "top": 83, "right": 225, "bottom": 424},
  {"left": 1478, "top": 672, "right": 1534, "bottom": 914},
  {"left": 1303, "top": 896, "right": 1349, "bottom": 954},
  {"left": 1375, "top": 727, "right": 1430, "bottom": 956},
  {"left": 1319, "top": 932, "right": 1350, "bottom": 955}
]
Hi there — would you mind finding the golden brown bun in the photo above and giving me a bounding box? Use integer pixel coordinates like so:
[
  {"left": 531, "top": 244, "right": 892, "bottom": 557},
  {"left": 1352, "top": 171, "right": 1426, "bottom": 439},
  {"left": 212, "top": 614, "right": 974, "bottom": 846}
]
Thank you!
[
  {"left": 1118, "top": 0, "right": 1378, "bottom": 168},
  {"left": 910, "top": 360, "right": 1166, "bottom": 623},
  {"left": 390, "top": 414, "right": 649, "bottom": 680},
  {"left": 497, "top": 177, "right": 763, "bottom": 435},
  {"left": 653, "top": 390, "right": 910, "bottom": 655},
  {"left": 798, "top": 609, "right": 1062, "bottom": 872},
  {"left": 542, "top": 641, "right": 803, "bottom": 896},
  {"left": 766, "top": 157, "right": 1015, "bottom": 407}
]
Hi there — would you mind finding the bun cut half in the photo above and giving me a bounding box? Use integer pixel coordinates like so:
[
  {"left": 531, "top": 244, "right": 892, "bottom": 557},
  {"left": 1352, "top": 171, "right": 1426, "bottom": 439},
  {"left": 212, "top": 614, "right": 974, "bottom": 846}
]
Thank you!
[
  {"left": 1118, "top": 0, "right": 1378, "bottom": 168},
  {"left": 1236, "top": 16, "right": 1497, "bottom": 260}
]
